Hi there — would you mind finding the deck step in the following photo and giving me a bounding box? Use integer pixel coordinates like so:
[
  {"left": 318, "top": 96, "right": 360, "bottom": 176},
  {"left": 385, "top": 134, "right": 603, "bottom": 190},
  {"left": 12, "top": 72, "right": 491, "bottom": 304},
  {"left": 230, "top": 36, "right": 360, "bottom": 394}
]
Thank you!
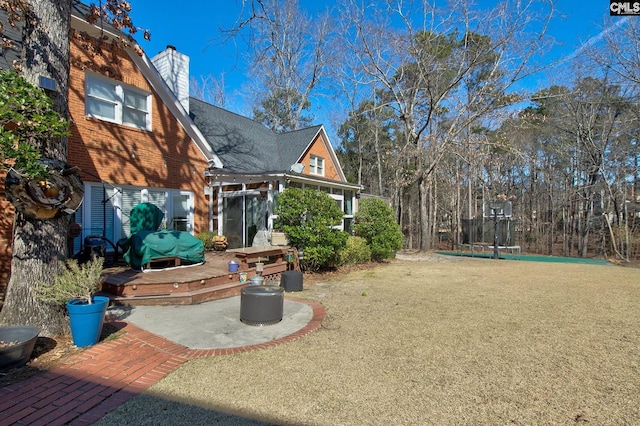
[
  {"left": 100, "top": 250, "right": 291, "bottom": 306},
  {"left": 103, "top": 280, "right": 247, "bottom": 306}
]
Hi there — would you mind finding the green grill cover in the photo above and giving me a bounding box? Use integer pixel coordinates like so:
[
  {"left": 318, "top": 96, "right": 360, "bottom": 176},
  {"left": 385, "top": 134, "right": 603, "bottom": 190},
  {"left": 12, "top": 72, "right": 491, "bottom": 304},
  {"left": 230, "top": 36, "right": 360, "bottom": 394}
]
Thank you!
[
  {"left": 122, "top": 230, "right": 205, "bottom": 270},
  {"left": 129, "top": 202, "right": 164, "bottom": 234},
  {"left": 119, "top": 203, "right": 204, "bottom": 270}
]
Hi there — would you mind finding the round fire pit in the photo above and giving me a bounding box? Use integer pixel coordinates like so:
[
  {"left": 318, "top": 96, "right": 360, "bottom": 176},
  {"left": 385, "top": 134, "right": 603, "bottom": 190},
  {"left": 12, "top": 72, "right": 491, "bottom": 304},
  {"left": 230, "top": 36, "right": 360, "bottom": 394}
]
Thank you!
[
  {"left": 240, "top": 285, "right": 284, "bottom": 326},
  {"left": 0, "top": 326, "right": 40, "bottom": 371}
]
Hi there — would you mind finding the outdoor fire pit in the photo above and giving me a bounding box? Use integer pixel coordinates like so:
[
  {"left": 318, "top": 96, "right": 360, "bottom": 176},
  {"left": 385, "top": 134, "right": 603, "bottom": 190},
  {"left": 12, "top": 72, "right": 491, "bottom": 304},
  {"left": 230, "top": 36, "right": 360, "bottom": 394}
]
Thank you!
[
  {"left": 0, "top": 326, "right": 40, "bottom": 371},
  {"left": 240, "top": 285, "right": 284, "bottom": 326}
]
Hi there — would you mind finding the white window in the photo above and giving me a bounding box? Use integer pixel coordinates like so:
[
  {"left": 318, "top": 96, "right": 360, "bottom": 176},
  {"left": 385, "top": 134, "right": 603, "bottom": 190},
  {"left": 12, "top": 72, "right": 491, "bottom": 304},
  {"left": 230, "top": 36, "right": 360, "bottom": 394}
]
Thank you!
[
  {"left": 310, "top": 155, "right": 325, "bottom": 176},
  {"left": 73, "top": 183, "right": 193, "bottom": 255},
  {"left": 85, "top": 73, "right": 151, "bottom": 130}
]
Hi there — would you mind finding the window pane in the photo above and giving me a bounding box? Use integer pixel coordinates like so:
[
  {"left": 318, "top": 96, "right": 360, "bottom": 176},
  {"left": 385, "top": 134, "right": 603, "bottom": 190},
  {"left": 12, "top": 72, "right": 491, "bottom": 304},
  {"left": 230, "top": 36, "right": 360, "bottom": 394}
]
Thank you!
[
  {"left": 310, "top": 155, "right": 324, "bottom": 175},
  {"left": 171, "top": 194, "right": 189, "bottom": 231},
  {"left": 148, "top": 190, "right": 167, "bottom": 211},
  {"left": 123, "top": 107, "right": 147, "bottom": 128},
  {"left": 344, "top": 191, "right": 353, "bottom": 214},
  {"left": 87, "top": 78, "right": 117, "bottom": 101},
  {"left": 86, "top": 98, "right": 116, "bottom": 120},
  {"left": 246, "top": 194, "right": 268, "bottom": 246},
  {"left": 148, "top": 190, "right": 167, "bottom": 227},
  {"left": 124, "top": 89, "right": 147, "bottom": 110},
  {"left": 344, "top": 217, "right": 354, "bottom": 234},
  {"left": 310, "top": 155, "right": 317, "bottom": 174}
]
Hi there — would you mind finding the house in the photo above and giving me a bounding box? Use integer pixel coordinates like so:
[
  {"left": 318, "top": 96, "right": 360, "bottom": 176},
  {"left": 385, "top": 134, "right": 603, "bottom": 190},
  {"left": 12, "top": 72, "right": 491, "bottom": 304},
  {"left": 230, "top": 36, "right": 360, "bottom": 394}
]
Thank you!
[
  {"left": 188, "top": 97, "right": 362, "bottom": 248},
  {"left": 150, "top": 46, "right": 362, "bottom": 249},
  {"left": 0, "top": 2, "right": 218, "bottom": 289},
  {"left": 0, "top": 1, "right": 361, "bottom": 293}
]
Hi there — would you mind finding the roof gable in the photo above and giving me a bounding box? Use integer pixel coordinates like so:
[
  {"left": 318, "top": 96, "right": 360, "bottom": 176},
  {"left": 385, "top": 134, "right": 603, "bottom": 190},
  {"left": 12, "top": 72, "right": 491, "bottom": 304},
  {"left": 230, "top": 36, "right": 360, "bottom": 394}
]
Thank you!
[
  {"left": 275, "top": 126, "right": 322, "bottom": 170},
  {"left": 190, "top": 97, "right": 334, "bottom": 175}
]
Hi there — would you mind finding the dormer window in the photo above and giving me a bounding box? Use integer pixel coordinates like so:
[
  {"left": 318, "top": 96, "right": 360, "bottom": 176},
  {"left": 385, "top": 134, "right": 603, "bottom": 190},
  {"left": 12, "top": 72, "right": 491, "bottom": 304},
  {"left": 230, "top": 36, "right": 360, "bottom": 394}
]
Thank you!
[
  {"left": 310, "top": 155, "right": 324, "bottom": 176},
  {"left": 85, "top": 72, "right": 151, "bottom": 131}
]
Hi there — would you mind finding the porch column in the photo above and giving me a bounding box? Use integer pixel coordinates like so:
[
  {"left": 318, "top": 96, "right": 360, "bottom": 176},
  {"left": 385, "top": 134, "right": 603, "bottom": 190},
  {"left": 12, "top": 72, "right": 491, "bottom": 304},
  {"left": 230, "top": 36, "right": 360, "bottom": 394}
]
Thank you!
[{"left": 216, "top": 186, "right": 223, "bottom": 235}]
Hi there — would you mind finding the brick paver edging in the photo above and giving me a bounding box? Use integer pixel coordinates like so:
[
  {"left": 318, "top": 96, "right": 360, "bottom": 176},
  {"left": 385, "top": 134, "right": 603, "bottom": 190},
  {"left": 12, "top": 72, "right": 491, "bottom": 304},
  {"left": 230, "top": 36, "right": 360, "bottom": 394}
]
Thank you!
[{"left": 0, "top": 297, "right": 325, "bottom": 426}]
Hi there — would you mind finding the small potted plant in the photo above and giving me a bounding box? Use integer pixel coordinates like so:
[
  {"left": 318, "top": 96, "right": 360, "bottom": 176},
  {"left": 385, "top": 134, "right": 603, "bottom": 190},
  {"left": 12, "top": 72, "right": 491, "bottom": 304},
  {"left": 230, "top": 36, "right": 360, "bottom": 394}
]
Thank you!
[{"left": 36, "top": 256, "right": 109, "bottom": 347}]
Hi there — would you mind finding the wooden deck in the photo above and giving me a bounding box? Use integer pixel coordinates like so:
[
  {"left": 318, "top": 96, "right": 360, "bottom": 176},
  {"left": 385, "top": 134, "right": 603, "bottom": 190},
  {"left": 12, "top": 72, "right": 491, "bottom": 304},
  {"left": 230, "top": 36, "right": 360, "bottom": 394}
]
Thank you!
[{"left": 101, "top": 247, "right": 292, "bottom": 306}]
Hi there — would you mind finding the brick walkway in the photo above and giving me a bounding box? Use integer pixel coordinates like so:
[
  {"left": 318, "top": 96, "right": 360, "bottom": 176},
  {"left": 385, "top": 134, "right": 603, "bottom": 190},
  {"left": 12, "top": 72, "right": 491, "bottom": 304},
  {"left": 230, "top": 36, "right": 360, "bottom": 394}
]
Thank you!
[{"left": 0, "top": 299, "right": 325, "bottom": 426}]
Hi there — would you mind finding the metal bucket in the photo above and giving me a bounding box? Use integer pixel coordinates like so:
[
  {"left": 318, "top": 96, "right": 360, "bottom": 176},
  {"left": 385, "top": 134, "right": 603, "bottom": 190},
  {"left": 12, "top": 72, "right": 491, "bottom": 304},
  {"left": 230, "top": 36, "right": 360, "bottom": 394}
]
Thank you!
[{"left": 249, "top": 275, "right": 264, "bottom": 286}]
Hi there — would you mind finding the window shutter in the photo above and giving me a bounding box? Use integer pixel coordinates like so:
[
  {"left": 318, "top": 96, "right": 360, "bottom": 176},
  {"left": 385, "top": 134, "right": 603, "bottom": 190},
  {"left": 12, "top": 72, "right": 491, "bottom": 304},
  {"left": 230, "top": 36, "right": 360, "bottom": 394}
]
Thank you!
[
  {"left": 120, "top": 188, "right": 142, "bottom": 236},
  {"left": 89, "top": 186, "right": 115, "bottom": 242},
  {"left": 148, "top": 190, "right": 168, "bottom": 228}
]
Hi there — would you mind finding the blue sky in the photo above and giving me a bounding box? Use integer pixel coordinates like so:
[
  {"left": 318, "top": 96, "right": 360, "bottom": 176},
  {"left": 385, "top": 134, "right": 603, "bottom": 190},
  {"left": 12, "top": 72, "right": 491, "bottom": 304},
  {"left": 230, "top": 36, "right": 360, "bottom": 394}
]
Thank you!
[
  {"left": 130, "top": 1, "right": 333, "bottom": 117},
  {"left": 128, "top": 1, "right": 622, "bottom": 136}
]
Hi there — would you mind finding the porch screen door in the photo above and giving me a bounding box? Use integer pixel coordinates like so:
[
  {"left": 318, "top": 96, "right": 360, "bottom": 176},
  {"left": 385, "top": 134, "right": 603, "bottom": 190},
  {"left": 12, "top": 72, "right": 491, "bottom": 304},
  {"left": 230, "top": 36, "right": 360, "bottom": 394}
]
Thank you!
[
  {"left": 223, "top": 196, "right": 243, "bottom": 249},
  {"left": 222, "top": 192, "right": 268, "bottom": 248},
  {"left": 245, "top": 193, "right": 268, "bottom": 246}
]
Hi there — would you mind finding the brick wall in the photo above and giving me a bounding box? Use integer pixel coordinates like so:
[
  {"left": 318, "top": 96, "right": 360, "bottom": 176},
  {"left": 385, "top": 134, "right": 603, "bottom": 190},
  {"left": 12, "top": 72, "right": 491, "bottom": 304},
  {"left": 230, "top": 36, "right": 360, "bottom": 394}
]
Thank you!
[
  {"left": 68, "top": 29, "right": 211, "bottom": 233},
  {"left": 0, "top": 31, "right": 214, "bottom": 291}
]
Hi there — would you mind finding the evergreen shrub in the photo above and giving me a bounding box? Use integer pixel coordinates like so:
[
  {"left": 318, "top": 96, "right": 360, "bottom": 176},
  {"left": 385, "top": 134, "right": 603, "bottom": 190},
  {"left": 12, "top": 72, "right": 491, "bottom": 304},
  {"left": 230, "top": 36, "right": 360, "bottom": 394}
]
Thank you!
[
  {"left": 354, "top": 197, "right": 403, "bottom": 261},
  {"left": 275, "top": 187, "right": 348, "bottom": 271},
  {"left": 340, "top": 236, "right": 372, "bottom": 264}
]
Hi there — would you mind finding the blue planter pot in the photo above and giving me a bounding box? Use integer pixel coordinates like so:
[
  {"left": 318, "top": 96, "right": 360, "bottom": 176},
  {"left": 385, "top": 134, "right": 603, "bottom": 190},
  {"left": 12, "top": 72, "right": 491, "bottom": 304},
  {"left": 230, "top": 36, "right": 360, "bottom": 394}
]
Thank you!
[{"left": 66, "top": 295, "right": 109, "bottom": 347}]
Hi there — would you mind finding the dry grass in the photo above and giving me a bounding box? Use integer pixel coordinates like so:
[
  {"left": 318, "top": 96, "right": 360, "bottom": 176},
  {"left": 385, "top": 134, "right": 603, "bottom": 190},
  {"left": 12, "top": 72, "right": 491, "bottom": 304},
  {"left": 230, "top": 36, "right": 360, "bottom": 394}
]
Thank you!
[{"left": 97, "top": 254, "right": 640, "bottom": 425}]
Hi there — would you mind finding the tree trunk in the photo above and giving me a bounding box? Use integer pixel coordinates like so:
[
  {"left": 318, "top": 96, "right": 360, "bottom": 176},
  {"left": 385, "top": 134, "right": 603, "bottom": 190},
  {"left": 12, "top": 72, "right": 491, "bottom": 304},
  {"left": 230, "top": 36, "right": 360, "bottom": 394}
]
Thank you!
[
  {"left": 454, "top": 161, "right": 461, "bottom": 248},
  {"left": 0, "top": 0, "right": 72, "bottom": 336},
  {"left": 430, "top": 176, "right": 437, "bottom": 249},
  {"left": 562, "top": 207, "right": 568, "bottom": 257},
  {"left": 547, "top": 183, "right": 553, "bottom": 256},
  {"left": 374, "top": 126, "right": 383, "bottom": 197},
  {"left": 419, "top": 177, "right": 431, "bottom": 251},
  {"left": 579, "top": 194, "right": 592, "bottom": 258}
]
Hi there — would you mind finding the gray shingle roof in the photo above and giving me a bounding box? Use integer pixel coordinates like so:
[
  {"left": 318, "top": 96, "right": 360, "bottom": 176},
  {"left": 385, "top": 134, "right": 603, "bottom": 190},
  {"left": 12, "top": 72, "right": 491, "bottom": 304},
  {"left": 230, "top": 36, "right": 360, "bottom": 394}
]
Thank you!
[{"left": 189, "top": 97, "right": 322, "bottom": 173}]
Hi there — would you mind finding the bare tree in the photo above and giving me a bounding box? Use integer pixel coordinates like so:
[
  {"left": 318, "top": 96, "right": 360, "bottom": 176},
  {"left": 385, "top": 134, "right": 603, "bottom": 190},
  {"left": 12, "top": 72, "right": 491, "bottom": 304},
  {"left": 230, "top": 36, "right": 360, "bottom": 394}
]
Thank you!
[
  {"left": 592, "top": 18, "right": 640, "bottom": 259},
  {"left": 337, "top": 95, "right": 397, "bottom": 197},
  {"left": 335, "top": 0, "right": 555, "bottom": 250},
  {"left": 191, "top": 73, "right": 227, "bottom": 107},
  {"left": 225, "top": 0, "right": 331, "bottom": 132},
  {"left": 597, "top": 18, "right": 640, "bottom": 86}
]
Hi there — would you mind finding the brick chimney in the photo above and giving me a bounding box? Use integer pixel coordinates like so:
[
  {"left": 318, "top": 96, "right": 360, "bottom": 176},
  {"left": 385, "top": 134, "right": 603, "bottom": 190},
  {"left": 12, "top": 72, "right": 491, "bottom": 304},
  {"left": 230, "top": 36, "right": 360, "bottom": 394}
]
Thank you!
[{"left": 151, "top": 45, "right": 190, "bottom": 113}]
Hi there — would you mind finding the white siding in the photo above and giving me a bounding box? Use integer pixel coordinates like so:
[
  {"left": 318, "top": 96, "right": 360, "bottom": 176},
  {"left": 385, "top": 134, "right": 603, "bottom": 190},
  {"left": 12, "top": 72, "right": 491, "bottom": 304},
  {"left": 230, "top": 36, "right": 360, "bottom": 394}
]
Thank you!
[{"left": 151, "top": 46, "right": 190, "bottom": 113}]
